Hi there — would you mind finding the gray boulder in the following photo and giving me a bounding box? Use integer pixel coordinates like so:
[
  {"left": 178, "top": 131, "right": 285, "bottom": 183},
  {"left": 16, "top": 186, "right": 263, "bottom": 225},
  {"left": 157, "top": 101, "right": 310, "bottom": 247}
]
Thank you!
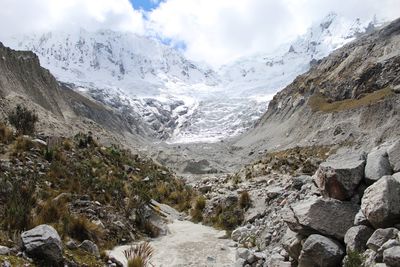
[
  {"left": 283, "top": 196, "right": 359, "bottom": 240},
  {"left": 314, "top": 154, "right": 365, "bottom": 200},
  {"left": 298, "top": 234, "right": 345, "bottom": 267},
  {"left": 361, "top": 176, "right": 400, "bottom": 228},
  {"left": 365, "top": 147, "right": 392, "bottom": 184},
  {"left": 388, "top": 141, "right": 400, "bottom": 173},
  {"left": 282, "top": 228, "right": 303, "bottom": 261},
  {"left": 344, "top": 225, "right": 374, "bottom": 252},
  {"left": 0, "top": 246, "right": 10, "bottom": 255},
  {"left": 383, "top": 246, "right": 400, "bottom": 267},
  {"left": 79, "top": 240, "right": 100, "bottom": 258},
  {"left": 236, "top": 248, "right": 250, "bottom": 260},
  {"left": 21, "top": 224, "right": 63, "bottom": 265},
  {"left": 367, "top": 228, "right": 399, "bottom": 251}
]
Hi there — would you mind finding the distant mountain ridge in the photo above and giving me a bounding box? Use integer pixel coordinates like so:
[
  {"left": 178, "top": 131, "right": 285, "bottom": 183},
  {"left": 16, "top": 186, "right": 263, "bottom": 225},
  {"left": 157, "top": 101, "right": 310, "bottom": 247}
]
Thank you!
[{"left": 3, "top": 13, "right": 384, "bottom": 143}]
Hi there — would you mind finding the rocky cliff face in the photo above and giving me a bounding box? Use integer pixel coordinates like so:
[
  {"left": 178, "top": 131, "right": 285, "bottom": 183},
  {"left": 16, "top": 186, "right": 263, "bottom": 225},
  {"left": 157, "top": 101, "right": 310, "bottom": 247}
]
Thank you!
[
  {"left": 0, "top": 42, "right": 142, "bottom": 144},
  {"left": 236, "top": 18, "right": 400, "bottom": 153}
]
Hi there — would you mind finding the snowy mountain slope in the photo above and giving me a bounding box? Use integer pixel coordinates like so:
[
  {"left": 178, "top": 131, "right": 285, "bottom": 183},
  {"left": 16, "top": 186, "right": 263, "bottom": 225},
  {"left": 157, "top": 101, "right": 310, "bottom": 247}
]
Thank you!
[
  {"left": 3, "top": 13, "right": 383, "bottom": 143},
  {"left": 172, "top": 13, "right": 383, "bottom": 143}
]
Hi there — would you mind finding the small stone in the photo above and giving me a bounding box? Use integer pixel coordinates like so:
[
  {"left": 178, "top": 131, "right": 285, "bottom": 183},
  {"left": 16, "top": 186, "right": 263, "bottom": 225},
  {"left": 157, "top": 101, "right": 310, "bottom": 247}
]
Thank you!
[
  {"left": 0, "top": 246, "right": 10, "bottom": 255},
  {"left": 236, "top": 248, "right": 250, "bottom": 260},
  {"left": 79, "top": 240, "right": 100, "bottom": 258}
]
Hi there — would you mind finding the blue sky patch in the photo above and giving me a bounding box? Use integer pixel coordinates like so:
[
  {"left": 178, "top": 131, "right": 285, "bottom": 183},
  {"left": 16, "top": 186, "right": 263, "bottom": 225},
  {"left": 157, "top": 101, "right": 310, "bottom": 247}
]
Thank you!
[{"left": 129, "top": 0, "right": 162, "bottom": 11}]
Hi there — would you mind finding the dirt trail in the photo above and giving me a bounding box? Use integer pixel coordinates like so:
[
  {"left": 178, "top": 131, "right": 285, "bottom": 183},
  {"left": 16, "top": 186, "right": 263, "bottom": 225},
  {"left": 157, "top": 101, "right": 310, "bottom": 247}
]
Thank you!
[{"left": 109, "top": 220, "right": 235, "bottom": 267}]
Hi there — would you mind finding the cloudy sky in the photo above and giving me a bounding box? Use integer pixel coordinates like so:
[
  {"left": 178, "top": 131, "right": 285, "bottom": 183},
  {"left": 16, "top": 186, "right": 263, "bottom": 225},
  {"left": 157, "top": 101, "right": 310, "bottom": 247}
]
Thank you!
[{"left": 1, "top": 0, "right": 400, "bottom": 66}]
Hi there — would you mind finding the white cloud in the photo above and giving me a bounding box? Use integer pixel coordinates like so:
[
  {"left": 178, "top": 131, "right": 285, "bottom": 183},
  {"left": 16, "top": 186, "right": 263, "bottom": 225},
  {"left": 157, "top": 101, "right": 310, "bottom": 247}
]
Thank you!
[
  {"left": 0, "top": 0, "right": 145, "bottom": 38},
  {"left": 0, "top": 0, "right": 399, "bottom": 67},
  {"left": 149, "top": 0, "right": 400, "bottom": 67}
]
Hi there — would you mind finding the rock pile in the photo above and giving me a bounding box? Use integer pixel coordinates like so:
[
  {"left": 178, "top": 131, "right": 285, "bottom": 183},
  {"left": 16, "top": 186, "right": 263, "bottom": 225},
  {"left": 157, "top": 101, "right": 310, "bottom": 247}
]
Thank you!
[{"left": 230, "top": 140, "right": 400, "bottom": 266}]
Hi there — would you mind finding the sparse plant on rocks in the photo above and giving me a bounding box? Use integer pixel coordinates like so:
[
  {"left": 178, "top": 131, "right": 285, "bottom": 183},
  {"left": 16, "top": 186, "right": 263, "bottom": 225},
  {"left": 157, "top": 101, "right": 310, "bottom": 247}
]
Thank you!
[
  {"left": 239, "top": 190, "right": 251, "bottom": 209},
  {"left": 8, "top": 105, "right": 38, "bottom": 136},
  {"left": 124, "top": 242, "right": 154, "bottom": 267}
]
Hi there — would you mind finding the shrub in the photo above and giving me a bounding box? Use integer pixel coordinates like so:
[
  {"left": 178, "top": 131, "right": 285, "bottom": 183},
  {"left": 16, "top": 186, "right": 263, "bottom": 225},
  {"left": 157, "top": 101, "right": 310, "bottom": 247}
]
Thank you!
[
  {"left": 239, "top": 191, "right": 251, "bottom": 209},
  {"left": 34, "top": 199, "right": 67, "bottom": 225},
  {"left": 191, "top": 196, "right": 206, "bottom": 222},
  {"left": 124, "top": 242, "right": 154, "bottom": 267},
  {"left": 0, "top": 123, "right": 13, "bottom": 144},
  {"left": 344, "top": 250, "right": 365, "bottom": 267},
  {"left": 3, "top": 178, "right": 36, "bottom": 231},
  {"left": 12, "top": 136, "right": 34, "bottom": 153},
  {"left": 66, "top": 216, "right": 103, "bottom": 242},
  {"left": 8, "top": 105, "right": 38, "bottom": 136}
]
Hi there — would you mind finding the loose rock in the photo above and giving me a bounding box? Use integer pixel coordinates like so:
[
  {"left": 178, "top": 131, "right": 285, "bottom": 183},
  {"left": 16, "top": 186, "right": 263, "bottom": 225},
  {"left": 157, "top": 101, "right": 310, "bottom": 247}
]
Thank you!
[
  {"left": 361, "top": 176, "right": 400, "bottom": 228},
  {"left": 314, "top": 154, "right": 365, "bottom": 200},
  {"left": 298, "top": 234, "right": 345, "bottom": 267},
  {"left": 21, "top": 224, "right": 63, "bottom": 265},
  {"left": 283, "top": 196, "right": 359, "bottom": 240}
]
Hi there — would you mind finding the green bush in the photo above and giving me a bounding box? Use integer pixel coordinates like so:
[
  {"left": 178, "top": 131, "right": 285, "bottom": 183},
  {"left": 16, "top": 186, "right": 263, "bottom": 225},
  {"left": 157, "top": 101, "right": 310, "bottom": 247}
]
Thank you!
[
  {"left": 344, "top": 250, "right": 365, "bottom": 267},
  {"left": 8, "top": 105, "right": 38, "bottom": 136}
]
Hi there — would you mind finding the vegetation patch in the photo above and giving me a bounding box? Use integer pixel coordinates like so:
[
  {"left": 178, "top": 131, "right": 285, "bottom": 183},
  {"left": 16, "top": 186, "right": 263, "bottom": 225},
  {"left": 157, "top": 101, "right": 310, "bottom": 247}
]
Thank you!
[{"left": 309, "top": 87, "right": 394, "bottom": 113}]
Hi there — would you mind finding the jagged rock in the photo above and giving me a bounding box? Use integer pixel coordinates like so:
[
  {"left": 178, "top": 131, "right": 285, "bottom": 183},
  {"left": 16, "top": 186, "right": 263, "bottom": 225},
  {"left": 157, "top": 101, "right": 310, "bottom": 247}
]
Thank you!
[
  {"left": 298, "top": 234, "right": 345, "bottom": 267},
  {"left": 393, "top": 84, "right": 400, "bottom": 94},
  {"left": 383, "top": 246, "right": 400, "bottom": 267},
  {"left": 314, "top": 154, "right": 365, "bottom": 200},
  {"left": 353, "top": 209, "right": 370, "bottom": 226},
  {"left": 344, "top": 225, "right": 374, "bottom": 252},
  {"left": 367, "top": 228, "right": 399, "bottom": 251},
  {"left": 79, "top": 240, "right": 100, "bottom": 258},
  {"left": 388, "top": 141, "right": 400, "bottom": 173},
  {"left": 21, "top": 224, "right": 63, "bottom": 265},
  {"left": 363, "top": 249, "right": 379, "bottom": 266},
  {"left": 283, "top": 196, "right": 359, "bottom": 240},
  {"left": 292, "top": 175, "right": 313, "bottom": 190},
  {"left": 361, "top": 176, "right": 400, "bottom": 228},
  {"left": 378, "top": 239, "right": 400, "bottom": 258},
  {"left": 282, "top": 228, "right": 303, "bottom": 261},
  {"left": 0, "top": 246, "right": 10, "bottom": 255},
  {"left": 236, "top": 248, "right": 250, "bottom": 260},
  {"left": 365, "top": 147, "right": 392, "bottom": 184}
]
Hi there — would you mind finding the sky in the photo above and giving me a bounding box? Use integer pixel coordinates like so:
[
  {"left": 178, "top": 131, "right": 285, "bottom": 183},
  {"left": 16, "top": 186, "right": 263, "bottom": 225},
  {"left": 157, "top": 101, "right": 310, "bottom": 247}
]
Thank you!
[{"left": 1, "top": 0, "right": 400, "bottom": 67}]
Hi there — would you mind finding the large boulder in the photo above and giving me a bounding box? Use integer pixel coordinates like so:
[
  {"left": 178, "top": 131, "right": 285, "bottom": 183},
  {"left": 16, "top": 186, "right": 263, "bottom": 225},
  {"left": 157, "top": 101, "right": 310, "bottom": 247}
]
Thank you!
[
  {"left": 21, "top": 224, "right": 63, "bottom": 265},
  {"left": 314, "top": 154, "right": 365, "bottom": 200},
  {"left": 283, "top": 196, "right": 359, "bottom": 240},
  {"left": 367, "top": 228, "right": 399, "bottom": 251},
  {"left": 388, "top": 141, "right": 400, "bottom": 173},
  {"left": 298, "top": 234, "right": 345, "bottom": 267},
  {"left": 344, "top": 225, "right": 374, "bottom": 252},
  {"left": 365, "top": 147, "right": 392, "bottom": 184},
  {"left": 383, "top": 246, "right": 400, "bottom": 267},
  {"left": 361, "top": 176, "right": 400, "bottom": 228}
]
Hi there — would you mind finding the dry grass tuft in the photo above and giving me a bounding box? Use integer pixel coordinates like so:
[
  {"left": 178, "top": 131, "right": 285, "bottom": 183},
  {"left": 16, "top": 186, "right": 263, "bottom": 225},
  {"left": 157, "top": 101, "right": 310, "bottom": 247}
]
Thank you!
[{"left": 124, "top": 242, "right": 154, "bottom": 267}]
